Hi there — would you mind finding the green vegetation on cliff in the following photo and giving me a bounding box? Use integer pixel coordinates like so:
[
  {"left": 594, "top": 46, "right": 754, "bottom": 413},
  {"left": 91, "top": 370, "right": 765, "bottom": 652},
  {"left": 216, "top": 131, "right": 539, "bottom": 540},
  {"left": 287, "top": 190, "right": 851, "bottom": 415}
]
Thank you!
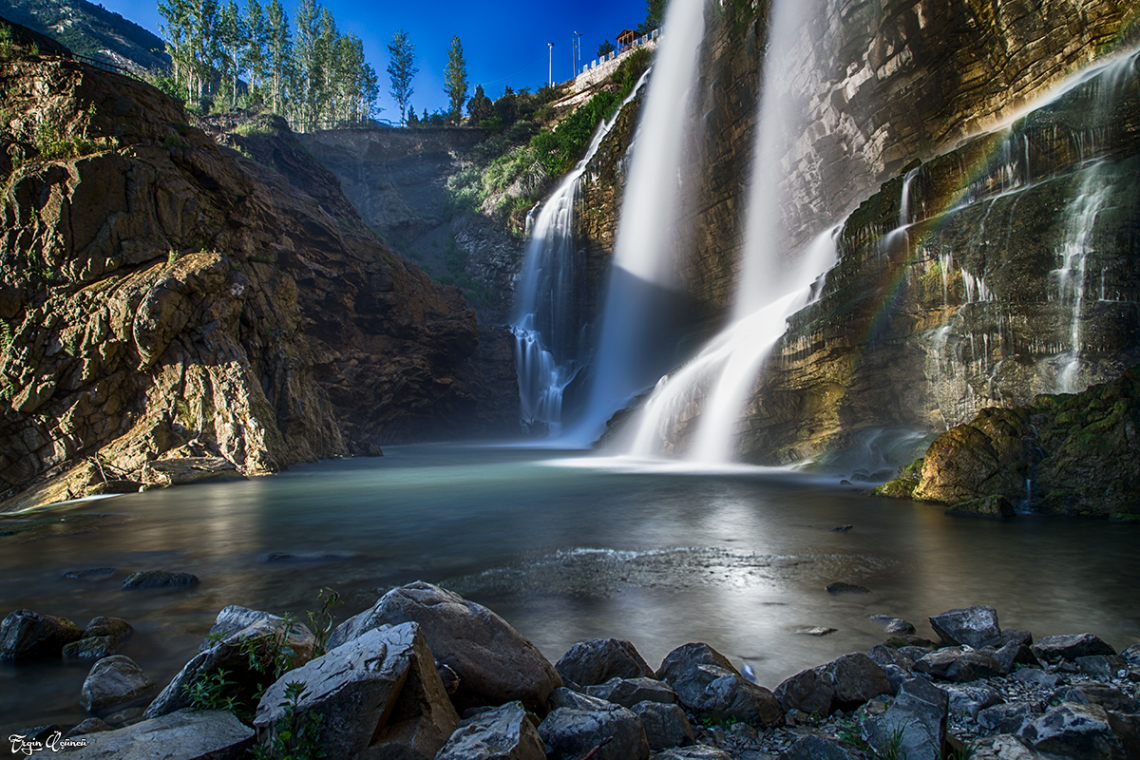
[{"left": 446, "top": 48, "right": 651, "bottom": 233}]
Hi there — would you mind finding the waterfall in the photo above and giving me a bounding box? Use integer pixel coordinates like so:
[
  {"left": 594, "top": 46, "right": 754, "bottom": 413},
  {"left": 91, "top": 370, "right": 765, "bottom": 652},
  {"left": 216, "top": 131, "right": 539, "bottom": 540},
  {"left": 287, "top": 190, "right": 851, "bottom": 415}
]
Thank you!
[
  {"left": 559, "top": 0, "right": 708, "bottom": 447},
  {"left": 511, "top": 73, "right": 650, "bottom": 434}
]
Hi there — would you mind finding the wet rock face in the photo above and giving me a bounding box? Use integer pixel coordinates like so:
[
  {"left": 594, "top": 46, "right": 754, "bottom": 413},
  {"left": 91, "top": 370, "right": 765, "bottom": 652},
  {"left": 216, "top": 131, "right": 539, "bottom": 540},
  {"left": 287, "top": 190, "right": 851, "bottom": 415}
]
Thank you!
[
  {"left": 0, "top": 59, "right": 516, "bottom": 509},
  {"left": 721, "top": 44, "right": 1140, "bottom": 467},
  {"left": 882, "top": 366, "right": 1140, "bottom": 517}
]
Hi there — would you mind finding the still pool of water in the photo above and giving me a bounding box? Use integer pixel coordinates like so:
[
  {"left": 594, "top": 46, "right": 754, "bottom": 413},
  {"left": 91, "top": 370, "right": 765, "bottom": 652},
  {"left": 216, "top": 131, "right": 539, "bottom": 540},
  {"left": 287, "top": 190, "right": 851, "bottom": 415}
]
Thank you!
[{"left": 2, "top": 443, "right": 1138, "bottom": 728}]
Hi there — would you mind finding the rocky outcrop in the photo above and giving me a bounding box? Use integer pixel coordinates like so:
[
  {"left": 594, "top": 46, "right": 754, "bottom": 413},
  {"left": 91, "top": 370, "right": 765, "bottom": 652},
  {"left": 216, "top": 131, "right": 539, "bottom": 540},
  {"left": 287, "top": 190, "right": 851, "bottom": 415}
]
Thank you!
[
  {"left": 877, "top": 366, "right": 1140, "bottom": 517},
  {"left": 0, "top": 56, "right": 517, "bottom": 509}
]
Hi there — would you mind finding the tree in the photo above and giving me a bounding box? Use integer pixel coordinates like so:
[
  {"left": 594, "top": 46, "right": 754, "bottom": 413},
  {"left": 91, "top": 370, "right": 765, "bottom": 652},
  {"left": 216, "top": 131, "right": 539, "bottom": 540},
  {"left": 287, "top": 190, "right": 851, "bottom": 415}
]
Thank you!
[
  {"left": 467, "top": 84, "right": 493, "bottom": 124},
  {"left": 216, "top": 1, "right": 245, "bottom": 109},
  {"left": 444, "top": 36, "right": 467, "bottom": 124},
  {"left": 242, "top": 0, "right": 270, "bottom": 100},
  {"left": 387, "top": 29, "right": 417, "bottom": 126},
  {"left": 265, "top": 0, "right": 291, "bottom": 114},
  {"left": 597, "top": 39, "right": 614, "bottom": 58},
  {"left": 637, "top": 0, "right": 668, "bottom": 34}
]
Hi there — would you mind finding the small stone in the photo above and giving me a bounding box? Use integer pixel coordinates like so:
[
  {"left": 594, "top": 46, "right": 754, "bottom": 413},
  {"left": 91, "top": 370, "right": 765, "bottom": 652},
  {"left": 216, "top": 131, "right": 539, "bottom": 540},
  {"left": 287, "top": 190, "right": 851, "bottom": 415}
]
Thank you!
[
  {"left": 978, "top": 702, "right": 1038, "bottom": 734},
  {"left": 797, "top": 626, "right": 837, "bottom": 636},
  {"left": 62, "top": 568, "right": 117, "bottom": 580},
  {"left": 1011, "top": 668, "right": 1060, "bottom": 689},
  {"left": 826, "top": 582, "right": 870, "bottom": 594},
  {"left": 929, "top": 605, "right": 1003, "bottom": 649}
]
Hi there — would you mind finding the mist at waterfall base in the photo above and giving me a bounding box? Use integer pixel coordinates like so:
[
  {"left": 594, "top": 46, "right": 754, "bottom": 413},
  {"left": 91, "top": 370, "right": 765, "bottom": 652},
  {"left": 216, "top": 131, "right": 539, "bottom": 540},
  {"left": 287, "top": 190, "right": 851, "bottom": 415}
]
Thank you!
[{"left": 4, "top": 445, "right": 1140, "bottom": 729}]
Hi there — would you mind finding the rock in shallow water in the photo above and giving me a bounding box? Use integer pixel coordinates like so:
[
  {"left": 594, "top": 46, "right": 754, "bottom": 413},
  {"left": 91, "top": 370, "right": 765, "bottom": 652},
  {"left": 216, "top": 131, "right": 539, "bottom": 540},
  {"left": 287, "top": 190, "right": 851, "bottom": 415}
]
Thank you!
[
  {"left": 0, "top": 608, "right": 82, "bottom": 661},
  {"left": 929, "top": 604, "right": 1003, "bottom": 648},
  {"left": 120, "top": 570, "right": 199, "bottom": 590}
]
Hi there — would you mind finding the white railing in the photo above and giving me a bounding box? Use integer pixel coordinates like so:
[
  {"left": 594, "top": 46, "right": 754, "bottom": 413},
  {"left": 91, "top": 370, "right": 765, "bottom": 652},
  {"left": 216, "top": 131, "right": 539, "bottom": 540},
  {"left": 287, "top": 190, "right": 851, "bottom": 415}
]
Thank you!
[{"left": 582, "top": 29, "right": 659, "bottom": 74}]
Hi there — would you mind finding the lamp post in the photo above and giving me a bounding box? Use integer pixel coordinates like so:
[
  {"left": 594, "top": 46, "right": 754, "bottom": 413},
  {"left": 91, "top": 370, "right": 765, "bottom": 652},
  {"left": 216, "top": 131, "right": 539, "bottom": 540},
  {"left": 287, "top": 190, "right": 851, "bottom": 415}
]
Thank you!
[
  {"left": 548, "top": 42, "right": 554, "bottom": 87},
  {"left": 573, "top": 31, "right": 581, "bottom": 75}
]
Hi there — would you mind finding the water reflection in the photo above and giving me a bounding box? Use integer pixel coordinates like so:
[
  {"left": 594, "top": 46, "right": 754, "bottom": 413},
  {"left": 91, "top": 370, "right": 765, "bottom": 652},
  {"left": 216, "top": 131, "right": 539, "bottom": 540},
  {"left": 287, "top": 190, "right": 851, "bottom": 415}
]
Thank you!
[{"left": 1, "top": 444, "right": 1137, "bottom": 730}]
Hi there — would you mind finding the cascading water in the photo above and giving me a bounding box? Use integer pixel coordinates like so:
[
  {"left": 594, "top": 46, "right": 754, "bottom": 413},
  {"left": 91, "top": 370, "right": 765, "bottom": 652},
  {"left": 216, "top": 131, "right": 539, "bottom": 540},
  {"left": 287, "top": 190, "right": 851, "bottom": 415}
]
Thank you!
[
  {"left": 552, "top": 0, "right": 707, "bottom": 448},
  {"left": 511, "top": 73, "right": 650, "bottom": 434},
  {"left": 621, "top": 0, "right": 841, "bottom": 463}
]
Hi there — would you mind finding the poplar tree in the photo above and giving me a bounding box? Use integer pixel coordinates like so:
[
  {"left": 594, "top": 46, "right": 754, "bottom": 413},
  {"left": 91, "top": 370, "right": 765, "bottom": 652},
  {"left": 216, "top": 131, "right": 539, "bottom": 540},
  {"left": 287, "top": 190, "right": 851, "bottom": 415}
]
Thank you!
[
  {"left": 444, "top": 36, "right": 467, "bottom": 124},
  {"left": 265, "top": 0, "right": 291, "bottom": 114},
  {"left": 241, "top": 0, "right": 269, "bottom": 97},
  {"left": 387, "top": 29, "right": 417, "bottom": 126},
  {"left": 216, "top": 1, "right": 245, "bottom": 108}
]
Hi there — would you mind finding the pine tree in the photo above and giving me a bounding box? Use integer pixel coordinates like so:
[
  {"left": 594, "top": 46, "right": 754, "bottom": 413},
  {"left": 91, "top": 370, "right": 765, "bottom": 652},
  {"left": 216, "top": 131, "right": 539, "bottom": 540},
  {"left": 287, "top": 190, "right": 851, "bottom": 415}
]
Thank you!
[
  {"left": 444, "top": 36, "right": 467, "bottom": 124},
  {"left": 387, "top": 29, "right": 417, "bottom": 126},
  {"left": 467, "top": 84, "right": 493, "bottom": 124}
]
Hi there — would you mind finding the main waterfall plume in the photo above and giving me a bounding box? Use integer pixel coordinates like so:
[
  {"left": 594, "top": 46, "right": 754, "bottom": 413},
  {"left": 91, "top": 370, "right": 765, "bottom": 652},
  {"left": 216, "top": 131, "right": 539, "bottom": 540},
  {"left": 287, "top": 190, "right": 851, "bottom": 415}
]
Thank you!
[{"left": 558, "top": 0, "right": 708, "bottom": 447}]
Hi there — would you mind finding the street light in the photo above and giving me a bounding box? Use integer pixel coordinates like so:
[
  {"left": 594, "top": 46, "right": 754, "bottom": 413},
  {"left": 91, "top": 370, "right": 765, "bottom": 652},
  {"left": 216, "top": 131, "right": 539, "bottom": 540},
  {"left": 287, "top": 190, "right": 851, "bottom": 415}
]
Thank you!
[
  {"left": 573, "top": 31, "right": 581, "bottom": 75},
  {"left": 548, "top": 42, "right": 554, "bottom": 87}
]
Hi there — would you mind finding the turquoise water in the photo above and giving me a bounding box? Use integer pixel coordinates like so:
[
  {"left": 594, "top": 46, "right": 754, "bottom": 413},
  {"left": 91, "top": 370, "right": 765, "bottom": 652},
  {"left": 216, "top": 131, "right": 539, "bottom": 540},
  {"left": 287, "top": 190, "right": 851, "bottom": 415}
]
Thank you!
[{"left": 2, "top": 444, "right": 1138, "bottom": 728}]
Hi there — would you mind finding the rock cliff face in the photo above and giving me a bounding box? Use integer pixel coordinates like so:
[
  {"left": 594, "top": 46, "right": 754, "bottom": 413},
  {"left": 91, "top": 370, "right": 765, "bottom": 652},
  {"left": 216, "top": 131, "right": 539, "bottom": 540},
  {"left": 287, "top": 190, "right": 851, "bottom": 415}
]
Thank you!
[
  {"left": 0, "top": 56, "right": 516, "bottom": 510},
  {"left": 725, "top": 45, "right": 1140, "bottom": 465},
  {"left": 298, "top": 128, "right": 523, "bottom": 322}
]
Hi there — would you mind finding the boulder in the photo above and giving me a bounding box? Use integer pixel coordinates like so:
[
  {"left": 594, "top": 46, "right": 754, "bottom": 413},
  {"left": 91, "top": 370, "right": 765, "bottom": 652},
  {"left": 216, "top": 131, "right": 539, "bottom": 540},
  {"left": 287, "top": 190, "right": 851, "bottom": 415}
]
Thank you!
[
  {"left": 631, "top": 701, "right": 694, "bottom": 751},
  {"left": 914, "top": 646, "right": 1004, "bottom": 682},
  {"left": 328, "top": 581, "right": 561, "bottom": 711},
  {"left": 144, "top": 615, "right": 315, "bottom": 719},
  {"left": 1001, "top": 629, "right": 1034, "bottom": 647},
  {"left": 861, "top": 678, "right": 948, "bottom": 760},
  {"left": 992, "top": 641, "right": 1039, "bottom": 674},
  {"left": 650, "top": 748, "right": 732, "bottom": 760},
  {"left": 1019, "top": 702, "right": 1131, "bottom": 759},
  {"left": 978, "top": 703, "right": 1039, "bottom": 734},
  {"left": 867, "top": 644, "right": 914, "bottom": 671},
  {"left": 825, "top": 653, "right": 891, "bottom": 709},
  {"left": 120, "top": 571, "right": 200, "bottom": 590},
  {"left": 255, "top": 622, "right": 459, "bottom": 760},
  {"left": 56, "top": 708, "right": 253, "bottom": 759},
  {"left": 929, "top": 605, "right": 1003, "bottom": 648},
  {"left": 1011, "top": 668, "right": 1060, "bottom": 689},
  {"left": 774, "top": 666, "right": 834, "bottom": 716},
  {"left": 434, "top": 701, "right": 545, "bottom": 760},
  {"left": 656, "top": 643, "right": 737, "bottom": 685},
  {"left": 1075, "top": 655, "right": 1126, "bottom": 680},
  {"left": 971, "top": 734, "right": 1052, "bottom": 759},
  {"left": 538, "top": 701, "right": 650, "bottom": 760},
  {"left": 943, "top": 684, "right": 1003, "bottom": 719},
  {"left": 670, "top": 663, "right": 782, "bottom": 727},
  {"left": 585, "top": 677, "right": 677, "bottom": 707},
  {"left": 555, "top": 638, "right": 654, "bottom": 687},
  {"left": 1122, "top": 644, "right": 1140, "bottom": 666},
  {"left": 549, "top": 687, "right": 615, "bottom": 712},
  {"left": 200, "top": 605, "right": 277, "bottom": 649},
  {"left": 80, "top": 655, "right": 156, "bottom": 713},
  {"left": 1061, "top": 682, "right": 1140, "bottom": 713},
  {"left": 1032, "top": 633, "right": 1116, "bottom": 662},
  {"left": 0, "top": 609, "right": 83, "bottom": 661},
  {"left": 778, "top": 734, "right": 859, "bottom": 760}
]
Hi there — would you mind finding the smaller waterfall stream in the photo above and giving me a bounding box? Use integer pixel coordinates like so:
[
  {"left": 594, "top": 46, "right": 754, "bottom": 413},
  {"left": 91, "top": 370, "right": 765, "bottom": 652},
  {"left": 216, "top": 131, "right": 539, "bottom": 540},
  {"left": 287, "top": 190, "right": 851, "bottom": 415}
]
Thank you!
[{"left": 511, "top": 73, "right": 650, "bottom": 434}]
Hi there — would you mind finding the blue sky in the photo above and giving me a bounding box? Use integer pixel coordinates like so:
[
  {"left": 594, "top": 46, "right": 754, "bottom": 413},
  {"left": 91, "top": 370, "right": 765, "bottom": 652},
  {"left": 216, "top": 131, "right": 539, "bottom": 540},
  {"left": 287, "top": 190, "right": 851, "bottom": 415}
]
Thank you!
[{"left": 95, "top": 0, "right": 649, "bottom": 118}]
